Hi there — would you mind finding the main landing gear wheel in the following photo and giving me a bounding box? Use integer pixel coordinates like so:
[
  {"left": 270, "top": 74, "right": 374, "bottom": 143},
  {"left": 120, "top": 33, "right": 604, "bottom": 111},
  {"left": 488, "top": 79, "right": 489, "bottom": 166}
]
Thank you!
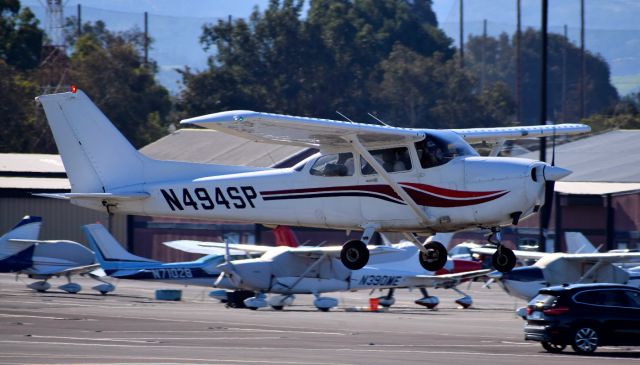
[
  {"left": 491, "top": 245, "right": 516, "bottom": 272},
  {"left": 340, "top": 240, "right": 369, "bottom": 270},
  {"left": 418, "top": 241, "right": 447, "bottom": 271}
]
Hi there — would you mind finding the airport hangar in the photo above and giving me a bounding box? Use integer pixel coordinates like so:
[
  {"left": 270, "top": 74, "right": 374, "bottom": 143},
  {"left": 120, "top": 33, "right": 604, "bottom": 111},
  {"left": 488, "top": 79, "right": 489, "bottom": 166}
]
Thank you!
[{"left": 2, "top": 128, "right": 639, "bottom": 260}]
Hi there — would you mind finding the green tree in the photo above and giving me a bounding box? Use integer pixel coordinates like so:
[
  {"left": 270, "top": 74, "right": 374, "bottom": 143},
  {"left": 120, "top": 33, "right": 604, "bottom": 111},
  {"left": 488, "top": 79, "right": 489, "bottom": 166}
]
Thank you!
[
  {"left": 582, "top": 92, "right": 640, "bottom": 132},
  {"left": 0, "top": 59, "right": 41, "bottom": 152},
  {"left": 376, "top": 45, "right": 514, "bottom": 129},
  {"left": 465, "top": 29, "right": 619, "bottom": 123},
  {"left": 65, "top": 20, "right": 171, "bottom": 148},
  {"left": 0, "top": 0, "right": 43, "bottom": 70},
  {"left": 181, "top": 0, "right": 454, "bottom": 121}
]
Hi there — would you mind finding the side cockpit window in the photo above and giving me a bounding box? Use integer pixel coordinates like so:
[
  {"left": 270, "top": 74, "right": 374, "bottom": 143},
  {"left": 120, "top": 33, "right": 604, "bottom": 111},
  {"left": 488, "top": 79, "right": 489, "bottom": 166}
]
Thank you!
[
  {"left": 361, "top": 147, "right": 411, "bottom": 175},
  {"left": 310, "top": 153, "right": 354, "bottom": 177}
]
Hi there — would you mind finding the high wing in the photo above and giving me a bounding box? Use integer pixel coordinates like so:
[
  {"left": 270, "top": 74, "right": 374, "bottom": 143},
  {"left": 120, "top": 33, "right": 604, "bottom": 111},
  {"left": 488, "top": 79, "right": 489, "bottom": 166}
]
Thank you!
[
  {"left": 163, "top": 240, "right": 270, "bottom": 255},
  {"left": 164, "top": 240, "right": 402, "bottom": 259},
  {"left": 404, "top": 269, "right": 491, "bottom": 289},
  {"left": 181, "top": 110, "right": 590, "bottom": 149},
  {"left": 289, "top": 245, "right": 403, "bottom": 259},
  {"left": 552, "top": 252, "right": 640, "bottom": 264},
  {"left": 452, "top": 124, "right": 591, "bottom": 143},
  {"left": 180, "top": 111, "right": 424, "bottom": 149},
  {"left": 472, "top": 247, "right": 548, "bottom": 261}
]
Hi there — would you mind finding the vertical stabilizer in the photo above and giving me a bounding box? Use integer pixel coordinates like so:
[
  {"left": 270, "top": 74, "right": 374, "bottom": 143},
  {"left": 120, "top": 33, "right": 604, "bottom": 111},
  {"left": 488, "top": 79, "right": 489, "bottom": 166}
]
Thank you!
[
  {"left": 565, "top": 232, "right": 598, "bottom": 253},
  {"left": 273, "top": 226, "right": 299, "bottom": 247},
  {"left": 36, "top": 91, "right": 147, "bottom": 193},
  {"left": 83, "top": 224, "right": 157, "bottom": 269},
  {"left": 0, "top": 216, "right": 42, "bottom": 259}
]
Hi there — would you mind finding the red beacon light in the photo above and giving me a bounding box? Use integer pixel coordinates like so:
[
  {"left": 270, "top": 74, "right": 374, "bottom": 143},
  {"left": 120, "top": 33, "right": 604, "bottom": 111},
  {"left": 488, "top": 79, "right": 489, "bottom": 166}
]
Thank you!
[{"left": 71, "top": 85, "right": 77, "bottom": 93}]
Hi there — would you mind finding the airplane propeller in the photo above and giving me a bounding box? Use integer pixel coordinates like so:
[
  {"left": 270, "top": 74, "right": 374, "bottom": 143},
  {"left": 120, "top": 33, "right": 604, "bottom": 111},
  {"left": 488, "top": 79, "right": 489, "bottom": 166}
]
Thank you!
[
  {"left": 215, "top": 240, "right": 243, "bottom": 288},
  {"left": 539, "top": 125, "right": 567, "bottom": 251}
]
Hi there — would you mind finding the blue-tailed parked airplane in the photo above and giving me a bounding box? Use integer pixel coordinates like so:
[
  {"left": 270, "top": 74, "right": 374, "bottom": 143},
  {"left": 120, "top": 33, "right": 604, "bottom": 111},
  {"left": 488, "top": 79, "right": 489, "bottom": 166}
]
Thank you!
[
  {"left": 83, "top": 223, "right": 246, "bottom": 288},
  {"left": 0, "top": 216, "right": 107, "bottom": 293}
]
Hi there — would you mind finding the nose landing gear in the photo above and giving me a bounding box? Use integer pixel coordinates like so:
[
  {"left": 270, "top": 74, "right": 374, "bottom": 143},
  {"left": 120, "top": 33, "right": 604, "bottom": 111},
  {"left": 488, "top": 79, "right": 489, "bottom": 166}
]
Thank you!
[{"left": 488, "top": 229, "right": 516, "bottom": 273}]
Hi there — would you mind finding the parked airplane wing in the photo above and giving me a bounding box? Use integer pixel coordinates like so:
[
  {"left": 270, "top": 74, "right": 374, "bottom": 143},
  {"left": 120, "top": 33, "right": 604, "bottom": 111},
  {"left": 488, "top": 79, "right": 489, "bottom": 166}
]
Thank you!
[
  {"left": 180, "top": 111, "right": 424, "bottom": 148},
  {"left": 471, "top": 246, "right": 547, "bottom": 261},
  {"left": 452, "top": 124, "right": 591, "bottom": 143},
  {"left": 405, "top": 269, "right": 491, "bottom": 289},
  {"left": 290, "top": 245, "right": 403, "bottom": 259},
  {"left": 555, "top": 252, "right": 640, "bottom": 263},
  {"left": 163, "top": 240, "right": 269, "bottom": 255}
]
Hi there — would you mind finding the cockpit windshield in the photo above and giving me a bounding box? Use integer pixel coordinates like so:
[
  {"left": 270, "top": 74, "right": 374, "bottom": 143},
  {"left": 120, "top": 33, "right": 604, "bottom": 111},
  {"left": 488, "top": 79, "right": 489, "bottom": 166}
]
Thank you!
[{"left": 415, "top": 131, "right": 477, "bottom": 169}]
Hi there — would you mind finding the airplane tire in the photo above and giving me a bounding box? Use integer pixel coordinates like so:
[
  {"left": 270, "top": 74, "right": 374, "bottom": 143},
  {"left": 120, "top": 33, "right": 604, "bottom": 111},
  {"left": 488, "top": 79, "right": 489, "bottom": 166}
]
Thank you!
[
  {"left": 418, "top": 241, "right": 447, "bottom": 271},
  {"left": 271, "top": 306, "right": 284, "bottom": 311},
  {"left": 318, "top": 307, "right": 330, "bottom": 312},
  {"left": 492, "top": 246, "right": 516, "bottom": 272},
  {"left": 340, "top": 240, "right": 369, "bottom": 270}
]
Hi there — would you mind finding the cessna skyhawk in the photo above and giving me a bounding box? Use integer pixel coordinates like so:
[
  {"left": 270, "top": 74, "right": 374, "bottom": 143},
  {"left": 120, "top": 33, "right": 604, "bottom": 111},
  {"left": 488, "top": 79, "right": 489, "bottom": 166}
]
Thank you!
[{"left": 36, "top": 89, "right": 590, "bottom": 273}]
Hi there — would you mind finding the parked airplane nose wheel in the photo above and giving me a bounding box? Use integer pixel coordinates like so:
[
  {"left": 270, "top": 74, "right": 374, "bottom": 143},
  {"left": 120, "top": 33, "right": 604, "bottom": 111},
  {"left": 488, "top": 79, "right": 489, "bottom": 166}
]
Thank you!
[
  {"left": 418, "top": 241, "right": 447, "bottom": 271},
  {"left": 492, "top": 246, "right": 516, "bottom": 272},
  {"left": 340, "top": 240, "right": 369, "bottom": 270}
]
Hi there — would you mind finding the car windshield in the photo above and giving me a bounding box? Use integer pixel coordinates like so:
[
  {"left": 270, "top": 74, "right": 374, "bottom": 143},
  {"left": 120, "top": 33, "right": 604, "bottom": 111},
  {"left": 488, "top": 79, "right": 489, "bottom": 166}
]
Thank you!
[{"left": 415, "top": 131, "right": 477, "bottom": 169}]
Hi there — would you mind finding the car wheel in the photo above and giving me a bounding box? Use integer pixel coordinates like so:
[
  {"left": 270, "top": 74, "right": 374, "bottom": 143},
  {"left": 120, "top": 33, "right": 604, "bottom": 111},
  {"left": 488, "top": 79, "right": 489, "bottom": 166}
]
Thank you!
[
  {"left": 541, "top": 341, "right": 566, "bottom": 353},
  {"left": 571, "top": 326, "right": 599, "bottom": 354}
]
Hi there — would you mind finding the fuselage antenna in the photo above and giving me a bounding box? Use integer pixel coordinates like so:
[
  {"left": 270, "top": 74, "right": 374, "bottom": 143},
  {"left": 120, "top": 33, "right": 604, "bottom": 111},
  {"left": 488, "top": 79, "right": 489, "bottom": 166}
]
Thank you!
[
  {"left": 336, "top": 111, "right": 355, "bottom": 123},
  {"left": 368, "top": 112, "right": 392, "bottom": 127}
]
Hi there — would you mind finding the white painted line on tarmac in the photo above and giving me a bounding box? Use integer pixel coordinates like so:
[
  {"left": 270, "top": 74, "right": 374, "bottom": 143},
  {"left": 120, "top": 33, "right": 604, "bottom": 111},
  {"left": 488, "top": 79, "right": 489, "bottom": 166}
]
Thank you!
[
  {"left": 0, "top": 352, "right": 350, "bottom": 365},
  {"left": 0, "top": 340, "right": 636, "bottom": 361}
]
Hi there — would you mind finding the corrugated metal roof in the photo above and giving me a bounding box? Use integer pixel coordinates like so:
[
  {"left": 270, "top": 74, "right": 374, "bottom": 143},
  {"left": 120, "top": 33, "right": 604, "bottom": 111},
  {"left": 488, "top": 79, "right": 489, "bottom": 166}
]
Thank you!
[
  {"left": 518, "top": 130, "right": 640, "bottom": 183},
  {"left": 0, "top": 154, "right": 65, "bottom": 173},
  {"left": 555, "top": 181, "right": 640, "bottom": 195},
  {"left": 140, "top": 128, "right": 306, "bottom": 167},
  {"left": 0, "top": 177, "right": 70, "bottom": 190}
]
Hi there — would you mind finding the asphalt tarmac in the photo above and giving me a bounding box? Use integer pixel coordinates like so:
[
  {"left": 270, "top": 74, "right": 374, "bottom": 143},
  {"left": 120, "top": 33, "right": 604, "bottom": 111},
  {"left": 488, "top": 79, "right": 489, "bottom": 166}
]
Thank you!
[{"left": 0, "top": 273, "right": 638, "bottom": 365}]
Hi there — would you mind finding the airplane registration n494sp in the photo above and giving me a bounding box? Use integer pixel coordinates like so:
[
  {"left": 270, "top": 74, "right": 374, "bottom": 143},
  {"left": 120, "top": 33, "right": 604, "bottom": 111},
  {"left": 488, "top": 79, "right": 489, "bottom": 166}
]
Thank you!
[{"left": 36, "top": 89, "right": 590, "bottom": 273}]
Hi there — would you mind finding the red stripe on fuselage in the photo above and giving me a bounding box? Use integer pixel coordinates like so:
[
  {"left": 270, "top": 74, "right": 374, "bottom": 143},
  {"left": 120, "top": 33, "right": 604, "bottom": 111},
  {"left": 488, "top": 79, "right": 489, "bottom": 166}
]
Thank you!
[{"left": 260, "top": 184, "right": 508, "bottom": 208}]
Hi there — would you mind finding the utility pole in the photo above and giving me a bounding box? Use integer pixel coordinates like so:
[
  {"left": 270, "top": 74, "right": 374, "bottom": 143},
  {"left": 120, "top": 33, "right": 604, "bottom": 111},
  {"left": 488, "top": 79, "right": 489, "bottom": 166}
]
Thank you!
[
  {"left": 580, "top": 0, "right": 585, "bottom": 119},
  {"left": 481, "top": 19, "right": 487, "bottom": 89},
  {"left": 144, "top": 11, "right": 149, "bottom": 67},
  {"left": 538, "top": 0, "right": 548, "bottom": 252},
  {"left": 459, "top": 0, "right": 464, "bottom": 69},
  {"left": 561, "top": 25, "right": 568, "bottom": 122},
  {"left": 77, "top": 4, "right": 82, "bottom": 36},
  {"left": 515, "top": 0, "right": 522, "bottom": 123}
]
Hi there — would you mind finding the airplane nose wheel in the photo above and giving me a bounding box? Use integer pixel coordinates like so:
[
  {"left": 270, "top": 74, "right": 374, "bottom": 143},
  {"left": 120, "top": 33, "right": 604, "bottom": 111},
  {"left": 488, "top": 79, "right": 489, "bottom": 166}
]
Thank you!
[
  {"left": 340, "top": 240, "right": 369, "bottom": 270},
  {"left": 491, "top": 245, "right": 516, "bottom": 272},
  {"left": 418, "top": 241, "right": 448, "bottom": 271}
]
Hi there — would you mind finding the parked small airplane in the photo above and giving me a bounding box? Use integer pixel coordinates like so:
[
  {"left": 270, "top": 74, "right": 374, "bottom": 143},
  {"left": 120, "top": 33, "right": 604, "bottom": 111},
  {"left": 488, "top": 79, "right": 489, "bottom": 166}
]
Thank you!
[
  {"left": 0, "top": 216, "right": 108, "bottom": 293},
  {"left": 476, "top": 233, "right": 640, "bottom": 300},
  {"left": 167, "top": 235, "right": 489, "bottom": 311},
  {"left": 82, "top": 224, "right": 297, "bottom": 290},
  {"left": 37, "top": 89, "right": 589, "bottom": 274}
]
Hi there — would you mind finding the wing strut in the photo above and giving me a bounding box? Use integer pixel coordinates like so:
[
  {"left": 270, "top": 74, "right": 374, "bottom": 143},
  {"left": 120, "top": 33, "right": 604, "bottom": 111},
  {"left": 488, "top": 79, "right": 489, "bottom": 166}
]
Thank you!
[
  {"left": 282, "top": 253, "right": 328, "bottom": 294},
  {"left": 345, "top": 134, "right": 434, "bottom": 228}
]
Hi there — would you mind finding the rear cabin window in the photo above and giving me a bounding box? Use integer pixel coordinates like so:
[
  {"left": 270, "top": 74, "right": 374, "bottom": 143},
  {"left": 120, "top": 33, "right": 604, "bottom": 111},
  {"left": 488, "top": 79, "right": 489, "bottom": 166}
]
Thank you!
[
  {"left": 310, "top": 153, "right": 354, "bottom": 177},
  {"left": 361, "top": 147, "right": 411, "bottom": 175}
]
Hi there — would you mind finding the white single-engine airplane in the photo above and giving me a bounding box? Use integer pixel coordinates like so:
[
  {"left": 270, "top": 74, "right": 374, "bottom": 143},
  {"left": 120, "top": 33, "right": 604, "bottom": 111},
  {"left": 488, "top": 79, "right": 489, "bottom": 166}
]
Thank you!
[
  {"left": 36, "top": 89, "right": 590, "bottom": 274},
  {"left": 167, "top": 236, "right": 489, "bottom": 311}
]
